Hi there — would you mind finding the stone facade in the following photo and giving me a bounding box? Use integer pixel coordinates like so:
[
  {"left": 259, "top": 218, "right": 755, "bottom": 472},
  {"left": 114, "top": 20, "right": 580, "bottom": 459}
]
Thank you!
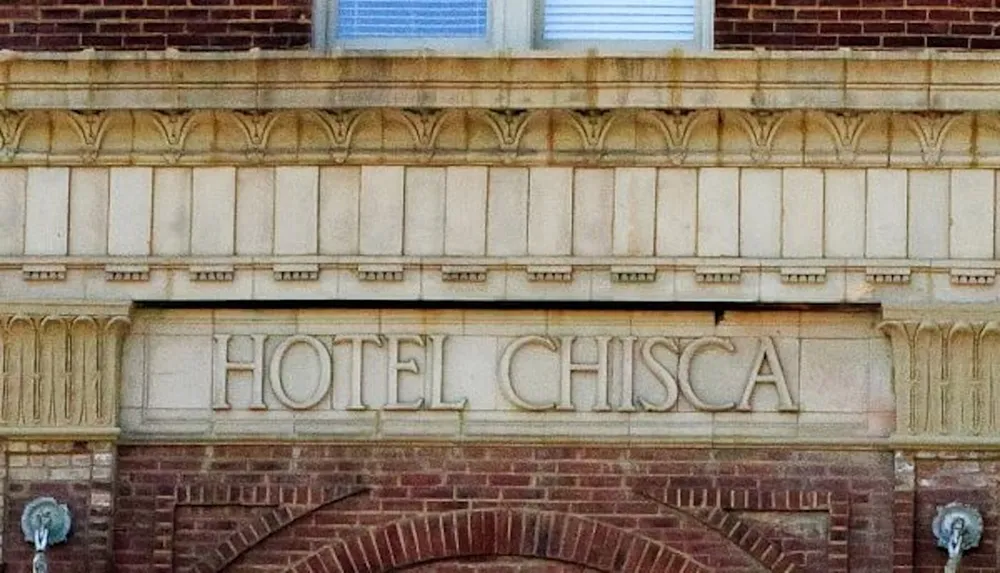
[{"left": 2, "top": 50, "right": 1000, "bottom": 572}]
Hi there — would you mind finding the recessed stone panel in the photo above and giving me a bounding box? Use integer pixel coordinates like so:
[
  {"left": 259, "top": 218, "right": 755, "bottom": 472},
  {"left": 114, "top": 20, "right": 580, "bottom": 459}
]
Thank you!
[{"left": 121, "top": 308, "right": 889, "bottom": 442}]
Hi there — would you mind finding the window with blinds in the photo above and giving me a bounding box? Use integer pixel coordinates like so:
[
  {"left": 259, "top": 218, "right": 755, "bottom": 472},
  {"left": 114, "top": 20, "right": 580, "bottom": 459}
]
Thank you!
[
  {"left": 322, "top": 0, "right": 711, "bottom": 49},
  {"left": 542, "top": 0, "right": 698, "bottom": 42},
  {"left": 337, "top": 0, "right": 489, "bottom": 39}
]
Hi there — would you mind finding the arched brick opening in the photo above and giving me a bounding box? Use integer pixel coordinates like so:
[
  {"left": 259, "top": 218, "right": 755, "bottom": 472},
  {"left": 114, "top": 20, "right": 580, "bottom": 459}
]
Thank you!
[{"left": 282, "top": 508, "right": 713, "bottom": 573}]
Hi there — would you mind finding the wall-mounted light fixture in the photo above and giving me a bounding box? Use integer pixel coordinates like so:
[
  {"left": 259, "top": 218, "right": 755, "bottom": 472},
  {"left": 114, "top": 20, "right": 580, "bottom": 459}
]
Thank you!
[
  {"left": 20, "top": 498, "right": 72, "bottom": 573},
  {"left": 933, "top": 502, "right": 983, "bottom": 573}
]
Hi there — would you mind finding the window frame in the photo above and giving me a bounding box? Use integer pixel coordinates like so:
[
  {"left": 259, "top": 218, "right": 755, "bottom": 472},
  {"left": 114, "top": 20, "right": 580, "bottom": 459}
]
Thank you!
[
  {"left": 314, "top": 0, "right": 713, "bottom": 51},
  {"left": 532, "top": 0, "right": 712, "bottom": 52}
]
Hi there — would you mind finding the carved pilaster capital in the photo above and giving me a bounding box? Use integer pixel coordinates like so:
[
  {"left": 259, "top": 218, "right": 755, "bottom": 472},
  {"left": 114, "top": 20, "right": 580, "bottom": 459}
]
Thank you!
[
  {"left": 0, "top": 302, "right": 132, "bottom": 439},
  {"left": 879, "top": 307, "right": 1000, "bottom": 442}
]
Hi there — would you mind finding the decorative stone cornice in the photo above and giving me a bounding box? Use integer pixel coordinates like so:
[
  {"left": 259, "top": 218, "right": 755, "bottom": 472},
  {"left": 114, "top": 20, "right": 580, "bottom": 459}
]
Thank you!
[
  {"left": 0, "top": 52, "right": 995, "bottom": 166},
  {"left": 0, "top": 107, "right": 996, "bottom": 167},
  {"left": 0, "top": 302, "right": 131, "bottom": 439},
  {"left": 3, "top": 50, "right": 1000, "bottom": 112}
]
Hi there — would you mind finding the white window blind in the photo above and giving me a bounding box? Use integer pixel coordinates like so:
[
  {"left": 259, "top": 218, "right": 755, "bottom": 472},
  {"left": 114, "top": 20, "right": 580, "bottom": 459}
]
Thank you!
[
  {"left": 542, "top": 0, "right": 697, "bottom": 42},
  {"left": 337, "top": 0, "right": 489, "bottom": 39}
]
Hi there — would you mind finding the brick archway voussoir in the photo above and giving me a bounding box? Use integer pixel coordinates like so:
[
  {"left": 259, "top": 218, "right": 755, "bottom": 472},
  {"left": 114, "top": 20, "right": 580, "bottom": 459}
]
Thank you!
[{"left": 284, "top": 508, "right": 712, "bottom": 573}]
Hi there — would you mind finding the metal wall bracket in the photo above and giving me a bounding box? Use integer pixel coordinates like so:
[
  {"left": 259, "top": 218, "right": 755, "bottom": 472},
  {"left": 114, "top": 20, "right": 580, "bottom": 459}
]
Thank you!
[
  {"left": 933, "top": 502, "right": 982, "bottom": 573},
  {"left": 21, "top": 497, "right": 72, "bottom": 573}
]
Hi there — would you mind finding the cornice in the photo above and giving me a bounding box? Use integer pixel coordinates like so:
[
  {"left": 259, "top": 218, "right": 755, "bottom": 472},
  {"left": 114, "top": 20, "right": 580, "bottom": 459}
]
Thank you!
[
  {"left": 0, "top": 107, "right": 995, "bottom": 167},
  {"left": 0, "top": 49, "right": 999, "bottom": 112}
]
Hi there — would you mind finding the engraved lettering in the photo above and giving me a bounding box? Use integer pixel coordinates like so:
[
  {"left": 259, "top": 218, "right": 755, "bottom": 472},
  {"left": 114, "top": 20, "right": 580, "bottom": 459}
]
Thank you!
[
  {"left": 499, "top": 335, "right": 559, "bottom": 411},
  {"left": 638, "top": 337, "right": 680, "bottom": 412},
  {"left": 559, "top": 336, "right": 611, "bottom": 412},
  {"left": 204, "top": 330, "right": 796, "bottom": 415},
  {"left": 678, "top": 337, "right": 737, "bottom": 412},
  {"left": 618, "top": 337, "right": 638, "bottom": 412},
  {"left": 386, "top": 334, "right": 425, "bottom": 410},
  {"left": 428, "top": 335, "right": 467, "bottom": 410},
  {"left": 738, "top": 336, "right": 798, "bottom": 412},
  {"left": 268, "top": 335, "right": 332, "bottom": 410},
  {"left": 333, "top": 334, "right": 382, "bottom": 411},
  {"left": 212, "top": 334, "right": 267, "bottom": 411}
]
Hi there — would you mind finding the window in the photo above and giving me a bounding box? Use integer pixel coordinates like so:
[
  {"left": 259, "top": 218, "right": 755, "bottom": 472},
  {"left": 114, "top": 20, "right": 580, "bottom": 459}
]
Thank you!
[{"left": 315, "top": 0, "right": 713, "bottom": 50}]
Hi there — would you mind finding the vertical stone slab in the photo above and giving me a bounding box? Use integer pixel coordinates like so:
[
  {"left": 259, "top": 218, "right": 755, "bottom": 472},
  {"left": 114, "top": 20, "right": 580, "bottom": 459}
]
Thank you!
[
  {"left": 824, "top": 169, "right": 866, "bottom": 258},
  {"left": 0, "top": 168, "right": 26, "bottom": 255},
  {"left": 950, "top": 169, "right": 994, "bottom": 259},
  {"left": 907, "top": 170, "right": 949, "bottom": 259},
  {"left": 445, "top": 166, "right": 488, "bottom": 256},
  {"left": 866, "top": 169, "right": 907, "bottom": 258},
  {"left": 613, "top": 168, "right": 656, "bottom": 256},
  {"left": 739, "top": 168, "right": 781, "bottom": 257},
  {"left": 108, "top": 167, "right": 153, "bottom": 256},
  {"left": 528, "top": 167, "right": 573, "bottom": 256},
  {"left": 656, "top": 168, "right": 697, "bottom": 256},
  {"left": 782, "top": 168, "right": 824, "bottom": 258},
  {"left": 404, "top": 167, "right": 445, "bottom": 255},
  {"left": 69, "top": 168, "right": 109, "bottom": 256},
  {"left": 274, "top": 166, "right": 319, "bottom": 255},
  {"left": 151, "top": 168, "right": 191, "bottom": 256},
  {"left": 487, "top": 167, "right": 528, "bottom": 256},
  {"left": 698, "top": 167, "right": 739, "bottom": 257},
  {"left": 573, "top": 168, "right": 613, "bottom": 256},
  {"left": 191, "top": 167, "right": 236, "bottom": 256},
  {"left": 359, "top": 166, "right": 404, "bottom": 255},
  {"left": 319, "top": 166, "right": 360, "bottom": 255},
  {"left": 235, "top": 167, "right": 274, "bottom": 255},
  {"left": 24, "top": 167, "right": 70, "bottom": 256}
]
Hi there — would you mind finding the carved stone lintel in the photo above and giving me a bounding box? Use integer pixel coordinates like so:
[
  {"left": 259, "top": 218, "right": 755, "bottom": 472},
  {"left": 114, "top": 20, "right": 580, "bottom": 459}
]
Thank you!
[
  {"left": 695, "top": 267, "right": 741, "bottom": 284},
  {"left": 866, "top": 267, "right": 911, "bottom": 284},
  {"left": 951, "top": 268, "right": 996, "bottom": 286},
  {"left": 526, "top": 266, "right": 573, "bottom": 282},
  {"left": 780, "top": 268, "right": 826, "bottom": 284},
  {"left": 273, "top": 264, "right": 319, "bottom": 281},
  {"left": 357, "top": 264, "right": 404, "bottom": 282},
  {"left": 190, "top": 265, "right": 235, "bottom": 282},
  {"left": 441, "top": 265, "right": 488, "bottom": 283},
  {"left": 105, "top": 264, "right": 150, "bottom": 282},
  {"left": 22, "top": 265, "right": 66, "bottom": 282},
  {"left": 611, "top": 266, "right": 657, "bottom": 283}
]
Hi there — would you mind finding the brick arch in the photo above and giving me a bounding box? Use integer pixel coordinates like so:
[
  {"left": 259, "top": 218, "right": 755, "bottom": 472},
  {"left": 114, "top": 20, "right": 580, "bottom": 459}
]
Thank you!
[{"left": 283, "top": 508, "right": 713, "bottom": 573}]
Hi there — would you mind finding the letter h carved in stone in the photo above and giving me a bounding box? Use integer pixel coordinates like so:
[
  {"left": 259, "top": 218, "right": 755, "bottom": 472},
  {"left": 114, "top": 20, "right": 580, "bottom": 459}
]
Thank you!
[{"left": 879, "top": 320, "right": 1000, "bottom": 437}]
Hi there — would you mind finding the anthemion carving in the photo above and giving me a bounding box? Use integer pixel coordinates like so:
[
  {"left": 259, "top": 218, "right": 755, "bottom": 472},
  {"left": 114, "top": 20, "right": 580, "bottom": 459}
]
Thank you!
[
  {"left": 0, "top": 308, "right": 130, "bottom": 433},
  {"left": 0, "top": 108, "right": 997, "bottom": 167},
  {"left": 879, "top": 320, "right": 1000, "bottom": 437}
]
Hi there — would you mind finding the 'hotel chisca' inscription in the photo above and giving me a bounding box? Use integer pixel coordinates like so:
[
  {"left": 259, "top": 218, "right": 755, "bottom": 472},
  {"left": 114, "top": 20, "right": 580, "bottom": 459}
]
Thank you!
[{"left": 212, "top": 333, "right": 798, "bottom": 413}]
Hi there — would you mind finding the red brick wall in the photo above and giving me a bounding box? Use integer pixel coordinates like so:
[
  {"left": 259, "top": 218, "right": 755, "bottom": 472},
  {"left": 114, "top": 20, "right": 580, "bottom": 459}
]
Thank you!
[
  {"left": 114, "top": 444, "right": 893, "bottom": 573},
  {"left": 715, "top": 0, "right": 1000, "bottom": 49},
  {"left": 3, "top": 441, "right": 115, "bottom": 573},
  {"left": 911, "top": 455, "right": 1000, "bottom": 573},
  {"left": 3, "top": 0, "right": 1000, "bottom": 51},
  {"left": 0, "top": 0, "right": 311, "bottom": 51}
]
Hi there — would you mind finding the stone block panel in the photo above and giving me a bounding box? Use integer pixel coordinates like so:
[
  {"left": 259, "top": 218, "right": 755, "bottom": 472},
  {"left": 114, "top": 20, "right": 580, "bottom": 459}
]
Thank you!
[
  {"left": 5, "top": 164, "right": 995, "bottom": 263},
  {"left": 120, "top": 307, "right": 888, "bottom": 442}
]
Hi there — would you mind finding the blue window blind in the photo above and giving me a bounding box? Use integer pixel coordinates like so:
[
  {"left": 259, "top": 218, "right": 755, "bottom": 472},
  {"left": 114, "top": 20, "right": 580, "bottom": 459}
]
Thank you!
[
  {"left": 337, "top": 0, "right": 489, "bottom": 39},
  {"left": 543, "top": 0, "right": 697, "bottom": 42}
]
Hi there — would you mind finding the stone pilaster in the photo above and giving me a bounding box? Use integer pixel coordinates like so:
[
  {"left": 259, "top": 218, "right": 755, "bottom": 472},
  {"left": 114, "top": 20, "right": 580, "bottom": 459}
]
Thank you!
[{"left": 0, "top": 302, "right": 129, "bottom": 573}]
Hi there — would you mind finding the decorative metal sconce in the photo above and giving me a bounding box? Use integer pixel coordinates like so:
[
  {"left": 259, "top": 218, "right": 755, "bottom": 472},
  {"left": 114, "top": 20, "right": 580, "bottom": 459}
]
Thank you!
[
  {"left": 20, "top": 497, "right": 72, "bottom": 573},
  {"left": 933, "top": 502, "right": 983, "bottom": 573}
]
